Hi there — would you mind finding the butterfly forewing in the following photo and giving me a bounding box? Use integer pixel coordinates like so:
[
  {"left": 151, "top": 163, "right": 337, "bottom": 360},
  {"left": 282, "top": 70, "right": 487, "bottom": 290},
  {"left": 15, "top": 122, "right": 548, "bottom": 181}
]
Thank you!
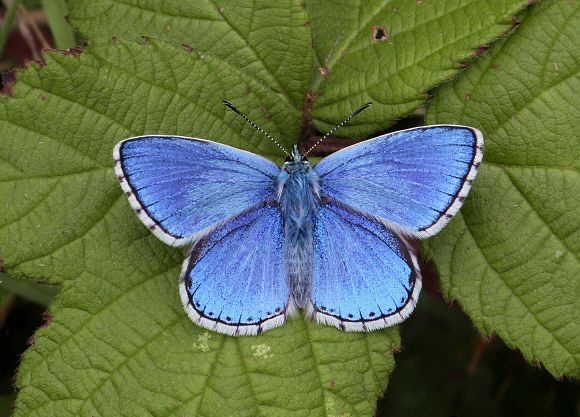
[
  {"left": 114, "top": 135, "right": 280, "bottom": 246},
  {"left": 314, "top": 126, "right": 483, "bottom": 238}
]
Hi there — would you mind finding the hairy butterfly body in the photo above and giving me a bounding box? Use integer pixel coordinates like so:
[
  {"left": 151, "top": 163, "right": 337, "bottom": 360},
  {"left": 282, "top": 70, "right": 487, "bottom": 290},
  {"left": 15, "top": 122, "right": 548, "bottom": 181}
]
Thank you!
[
  {"left": 114, "top": 103, "right": 483, "bottom": 336},
  {"left": 279, "top": 145, "right": 320, "bottom": 309}
]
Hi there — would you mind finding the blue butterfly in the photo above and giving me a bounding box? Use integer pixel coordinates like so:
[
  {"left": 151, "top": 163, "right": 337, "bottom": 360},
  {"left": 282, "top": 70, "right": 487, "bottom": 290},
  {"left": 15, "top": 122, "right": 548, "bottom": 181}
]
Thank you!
[{"left": 114, "top": 102, "right": 482, "bottom": 336}]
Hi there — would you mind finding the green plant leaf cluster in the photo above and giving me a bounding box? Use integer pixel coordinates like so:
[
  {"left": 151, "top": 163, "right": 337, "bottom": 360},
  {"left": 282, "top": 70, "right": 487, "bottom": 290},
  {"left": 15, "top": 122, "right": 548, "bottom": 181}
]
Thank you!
[
  {"left": 425, "top": 0, "right": 580, "bottom": 378},
  {"left": 306, "top": 0, "right": 527, "bottom": 136},
  {"left": 0, "top": 0, "right": 576, "bottom": 416}
]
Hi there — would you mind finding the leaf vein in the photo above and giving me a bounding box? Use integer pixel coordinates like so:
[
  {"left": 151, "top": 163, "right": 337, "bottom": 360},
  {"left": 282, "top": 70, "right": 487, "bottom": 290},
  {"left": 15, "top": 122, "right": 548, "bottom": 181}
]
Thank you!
[{"left": 462, "top": 200, "right": 575, "bottom": 363}]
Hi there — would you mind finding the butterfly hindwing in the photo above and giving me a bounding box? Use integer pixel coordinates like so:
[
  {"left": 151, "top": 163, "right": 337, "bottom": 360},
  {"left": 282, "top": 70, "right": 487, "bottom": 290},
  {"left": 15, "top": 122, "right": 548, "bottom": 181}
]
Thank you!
[
  {"left": 314, "top": 126, "right": 483, "bottom": 238},
  {"left": 114, "top": 135, "right": 280, "bottom": 246},
  {"left": 308, "top": 200, "right": 421, "bottom": 331},
  {"left": 180, "top": 202, "right": 289, "bottom": 336}
]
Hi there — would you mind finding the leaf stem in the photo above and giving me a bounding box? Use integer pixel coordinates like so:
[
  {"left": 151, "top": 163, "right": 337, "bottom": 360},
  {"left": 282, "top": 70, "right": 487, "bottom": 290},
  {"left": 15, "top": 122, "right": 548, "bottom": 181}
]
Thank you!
[
  {"left": 41, "top": 0, "right": 75, "bottom": 49},
  {"left": 0, "top": 0, "right": 22, "bottom": 59},
  {"left": 0, "top": 272, "right": 60, "bottom": 306}
]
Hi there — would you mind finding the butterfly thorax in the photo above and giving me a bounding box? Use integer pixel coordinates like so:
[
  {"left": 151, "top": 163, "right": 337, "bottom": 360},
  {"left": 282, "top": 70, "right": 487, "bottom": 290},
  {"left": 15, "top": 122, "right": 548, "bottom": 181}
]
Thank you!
[{"left": 278, "top": 146, "right": 320, "bottom": 308}]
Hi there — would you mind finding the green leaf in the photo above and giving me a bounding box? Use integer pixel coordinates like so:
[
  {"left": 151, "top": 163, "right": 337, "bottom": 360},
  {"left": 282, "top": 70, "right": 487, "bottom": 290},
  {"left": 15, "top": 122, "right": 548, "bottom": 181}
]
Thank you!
[
  {"left": 0, "top": 272, "right": 59, "bottom": 306},
  {"left": 1, "top": 40, "right": 398, "bottom": 417},
  {"left": 306, "top": 0, "right": 529, "bottom": 137},
  {"left": 425, "top": 0, "right": 580, "bottom": 378},
  {"left": 41, "top": 0, "right": 77, "bottom": 50},
  {"left": 67, "top": 0, "right": 531, "bottom": 137},
  {"left": 68, "top": 0, "right": 313, "bottom": 108}
]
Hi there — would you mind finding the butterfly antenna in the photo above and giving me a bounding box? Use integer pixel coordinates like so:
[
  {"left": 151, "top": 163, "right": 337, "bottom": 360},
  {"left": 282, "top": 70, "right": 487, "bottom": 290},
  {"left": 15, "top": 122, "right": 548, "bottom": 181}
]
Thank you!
[
  {"left": 303, "top": 102, "right": 373, "bottom": 157},
  {"left": 222, "top": 100, "right": 291, "bottom": 157}
]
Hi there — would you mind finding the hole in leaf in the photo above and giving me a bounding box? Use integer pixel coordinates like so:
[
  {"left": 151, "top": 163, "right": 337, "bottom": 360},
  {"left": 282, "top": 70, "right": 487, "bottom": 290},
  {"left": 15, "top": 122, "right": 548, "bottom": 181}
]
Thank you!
[{"left": 371, "top": 26, "right": 388, "bottom": 41}]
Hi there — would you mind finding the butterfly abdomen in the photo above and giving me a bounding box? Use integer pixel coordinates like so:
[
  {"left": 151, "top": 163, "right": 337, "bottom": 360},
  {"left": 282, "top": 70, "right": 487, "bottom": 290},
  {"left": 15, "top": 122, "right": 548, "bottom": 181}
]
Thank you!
[{"left": 279, "top": 168, "right": 320, "bottom": 308}]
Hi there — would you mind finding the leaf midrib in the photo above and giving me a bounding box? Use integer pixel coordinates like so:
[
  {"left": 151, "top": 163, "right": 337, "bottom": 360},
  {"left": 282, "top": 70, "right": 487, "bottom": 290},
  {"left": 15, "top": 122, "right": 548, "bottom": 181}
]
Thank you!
[
  {"left": 12, "top": 187, "right": 121, "bottom": 268},
  {"left": 487, "top": 69, "right": 579, "bottom": 140},
  {"left": 76, "top": 316, "right": 184, "bottom": 415},
  {"left": 86, "top": 0, "right": 299, "bottom": 110},
  {"left": 310, "top": 0, "right": 394, "bottom": 92},
  {"left": 454, "top": 5, "right": 579, "bottom": 136},
  {"left": 206, "top": 0, "right": 297, "bottom": 109},
  {"left": 457, "top": 166, "right": 577, "bottom": 373},
  {"left": 0, "top": 179, "right": 60, "bottom": 229},
  {"left": 314, "top": 29, "right": 486, "bottom": 110},
  {"left": 89, "top": 44, "right": 294, "bottom": 147},
  {"left": 310, "top": 0, "right": 518, "bottom": 95},
  {"left": 503, "top": 168, "right": 580, "bottom": 263},
  {"left": 23, "top": 262, "right": 183, "bottom": 385}
]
